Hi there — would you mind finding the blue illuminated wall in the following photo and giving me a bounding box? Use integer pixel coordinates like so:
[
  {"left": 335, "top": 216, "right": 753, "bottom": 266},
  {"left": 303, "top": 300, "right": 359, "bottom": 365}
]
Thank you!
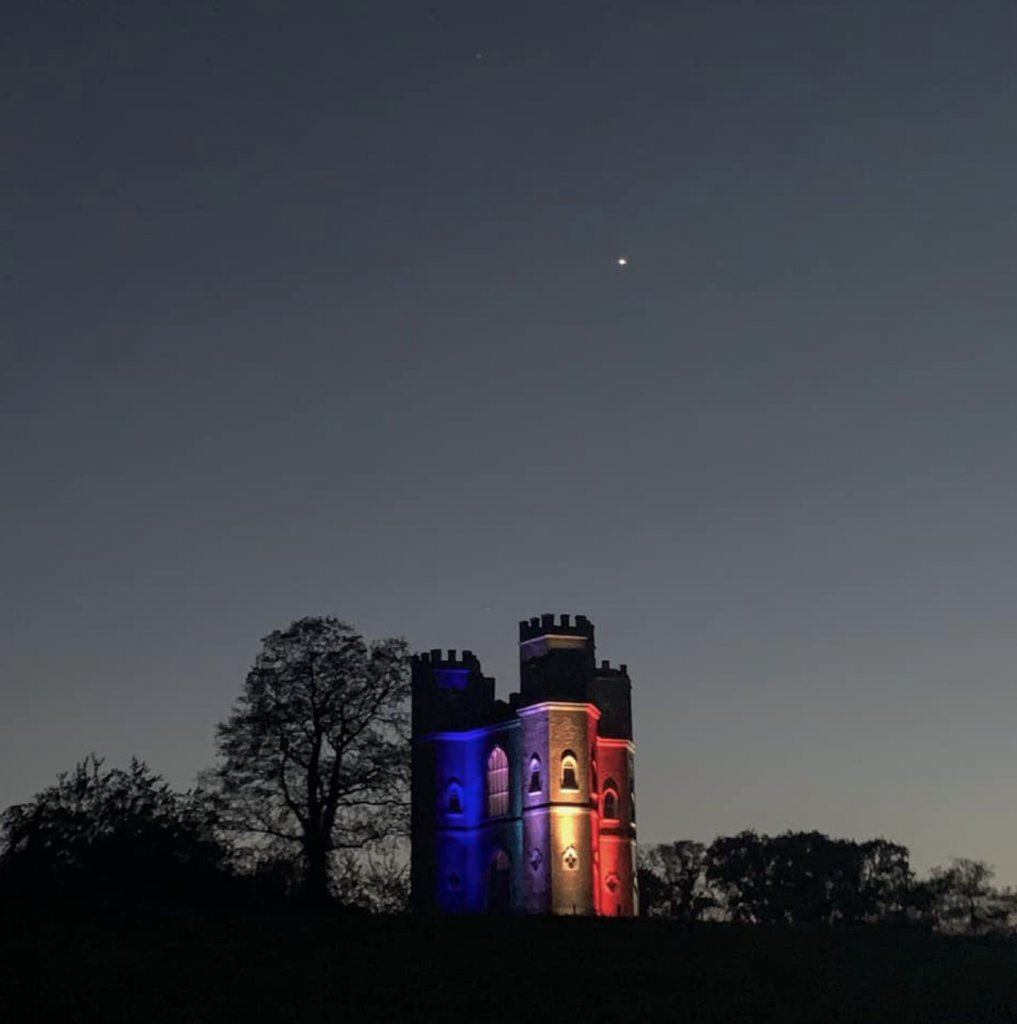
[
  {"left": 409, "top": 648, "right": 525, "bottom": 914},
  {"left": 430, "top": 722, "right": 523, "bottom": 913}
]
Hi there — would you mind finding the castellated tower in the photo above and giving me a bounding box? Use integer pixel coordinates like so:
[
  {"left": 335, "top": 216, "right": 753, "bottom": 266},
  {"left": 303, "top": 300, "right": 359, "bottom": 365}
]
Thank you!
[
  {"left": 410, "top": 615, "right": 637, "bottom": 916},
  {"left": 410, "top": 648, "right": 522, "bottom": 914}
]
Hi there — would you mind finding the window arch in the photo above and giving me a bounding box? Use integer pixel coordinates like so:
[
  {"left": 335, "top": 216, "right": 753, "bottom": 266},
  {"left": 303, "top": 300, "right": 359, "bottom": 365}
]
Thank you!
[
  {"left": 486, "top": 746, "right": 509, "bottom": 817},
  {"left": 560, "top": 750, "right": 579, "bottom": 791},
  {"left": 528, "top": 754, "right": 542, "bottom": 794},
  {"left": 488, "top": 849, "right": 512, "bottom": 914},
  {"left": 602, "top": 779, "right": 619, "bottom": 821},
  {"left": 446, "top": 780, "right": 464, "bottom": 816}
]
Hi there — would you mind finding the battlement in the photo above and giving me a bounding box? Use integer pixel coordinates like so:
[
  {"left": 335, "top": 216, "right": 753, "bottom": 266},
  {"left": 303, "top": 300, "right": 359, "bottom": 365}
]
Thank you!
[
  {"left": 595, "top": 660, "right": 629, "bottom": 677},
  {"left": 519, "top": 613, "right": 594, "bottom": 643},
  {"left": 412, "top": 648, "right": 481, "bottom": 669},
  {"left": 411, "top": 647, "right": 499, "bottom": 735}
]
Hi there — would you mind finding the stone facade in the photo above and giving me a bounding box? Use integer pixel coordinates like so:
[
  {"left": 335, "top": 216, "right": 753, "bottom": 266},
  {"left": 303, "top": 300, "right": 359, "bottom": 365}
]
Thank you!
[{"left": 411, "top": 615, "right": 637, "bottom": 916}]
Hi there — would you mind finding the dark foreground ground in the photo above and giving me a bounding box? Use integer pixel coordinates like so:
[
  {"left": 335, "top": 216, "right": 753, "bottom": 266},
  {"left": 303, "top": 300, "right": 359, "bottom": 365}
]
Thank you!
[{"left": 3, "top": 907, "right": 1017, "bottom": 1023}]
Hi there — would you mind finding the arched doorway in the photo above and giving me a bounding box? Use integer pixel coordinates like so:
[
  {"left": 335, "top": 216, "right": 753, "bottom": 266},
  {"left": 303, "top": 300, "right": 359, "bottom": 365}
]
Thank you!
[{"left": 487, "top": 849, "right": 512, "bottom": 914}]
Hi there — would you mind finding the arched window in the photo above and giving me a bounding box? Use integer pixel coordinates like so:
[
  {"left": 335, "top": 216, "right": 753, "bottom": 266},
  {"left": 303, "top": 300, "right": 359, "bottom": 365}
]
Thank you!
[
  {"left": 602, "top": 779, "right": 619, "bottom": 821},
  {"left": 560, "top": 750, "right": 579, "bottom": 791},
  {"left": 486, "top": 746, "right": 509, "bottom": 817},
  {"left": 488, "top": 849, "right": 512, "bottom": 914},
  {"left": 446, "top": 780, "right": 464, "bottom": 816},
  {"left": 528, "top": 755, "right": 542, "bottom": 794}
]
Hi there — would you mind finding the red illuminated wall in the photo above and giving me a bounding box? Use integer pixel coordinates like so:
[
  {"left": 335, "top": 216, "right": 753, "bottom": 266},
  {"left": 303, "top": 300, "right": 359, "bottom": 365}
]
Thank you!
[{"left": 595, "top": 736, "right": 637, "bottom": 916}]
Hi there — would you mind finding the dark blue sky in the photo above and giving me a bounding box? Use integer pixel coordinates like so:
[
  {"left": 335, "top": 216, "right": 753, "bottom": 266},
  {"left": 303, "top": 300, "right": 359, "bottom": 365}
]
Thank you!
[{"left": 4, "top": 0, "right": 1017, "bottom": 880}]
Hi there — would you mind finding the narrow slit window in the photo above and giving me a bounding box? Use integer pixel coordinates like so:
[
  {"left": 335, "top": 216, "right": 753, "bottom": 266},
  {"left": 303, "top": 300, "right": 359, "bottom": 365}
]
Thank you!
[
  {"left": 529, "top": 755, "right": 542, "bottom": 794},
  {"left": 602, "top": 784, "right": 619, "bottom": 821},
  {"left": 447, "top": 781, "right": 464, "bottom": 816}
]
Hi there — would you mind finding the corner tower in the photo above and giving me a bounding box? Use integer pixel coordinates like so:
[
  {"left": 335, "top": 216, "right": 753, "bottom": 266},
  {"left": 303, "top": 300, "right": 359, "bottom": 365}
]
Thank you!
[
  {"left": 410, "top": 649, "right": 522, "bottom": 914},
  {"left": 590, "top": 658, "right": 637, "bottom": 916},
  {"left": 514, "top": 614, "right": 637, "bottom": 916}
]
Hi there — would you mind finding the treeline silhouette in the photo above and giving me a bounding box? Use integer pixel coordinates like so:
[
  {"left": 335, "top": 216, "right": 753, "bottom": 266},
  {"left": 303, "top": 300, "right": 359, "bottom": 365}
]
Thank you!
[
  {"left": 640, "top": 835, "right": 1017, "bottom": 935},
  {"left": 0, "top": 754, "right": 410, "bottom": 915},
  {"left": 1, "top": 616, "right": 411, "bottom": 916},
  {"left": 2, "top": 614, "right": 1014, "bottom": 936}
]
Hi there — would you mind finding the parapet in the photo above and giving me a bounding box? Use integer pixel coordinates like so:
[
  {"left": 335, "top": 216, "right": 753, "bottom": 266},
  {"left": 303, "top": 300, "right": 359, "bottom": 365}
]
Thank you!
[
  {"left": 519, "top": 613, "right": 595, "bottom": 643},
  {"left": 411, "top": 647, "right": 500, "bottom": 735},
  {"left": 595, "top": 659, "right": 629, "bottom": 678},
  {"left": 588, "top": 661, "right": 633, "bottom": 740},
  {"left": 412, "top": 648, "right": 482, "bottom": 670}
]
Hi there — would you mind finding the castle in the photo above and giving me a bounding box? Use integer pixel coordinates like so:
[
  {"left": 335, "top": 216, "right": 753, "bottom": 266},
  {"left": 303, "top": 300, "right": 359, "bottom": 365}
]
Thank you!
[{"left": 411, "top": 614, "right": 637, "bottom": 915}]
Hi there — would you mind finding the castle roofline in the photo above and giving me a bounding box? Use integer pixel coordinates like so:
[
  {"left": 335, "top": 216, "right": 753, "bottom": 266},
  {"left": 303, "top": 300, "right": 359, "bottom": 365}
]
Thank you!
[
  {"left": 515, "top": 700, "right": 601, "bottom": 720},
  {"left": 519, "top": 613, "right": 594, "bottom": 643}
]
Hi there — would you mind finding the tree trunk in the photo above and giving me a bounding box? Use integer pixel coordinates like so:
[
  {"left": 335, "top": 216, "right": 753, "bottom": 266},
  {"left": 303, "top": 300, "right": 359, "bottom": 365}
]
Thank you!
[{"left": 303, "top": 834, "right": 331, "bottom": 907}]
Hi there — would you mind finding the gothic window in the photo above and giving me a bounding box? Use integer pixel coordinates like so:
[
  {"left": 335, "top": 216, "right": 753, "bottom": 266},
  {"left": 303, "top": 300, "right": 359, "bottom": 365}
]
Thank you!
[
  {"left": 446, "top": 781, "right": 464, "bottom": 816},
  {"left": 560, "top": 751, "right": 579, "bottom": 791},
  {"left": 590, "top": 748, "right": 598, "bottom": 794},
  {"left": 529, "top": 755, "right": 542, "bottom": 794},
  {"left": 486, "top": 746, "right": 509, "bottom": 817},
  {"left": 489, "top": 849, "right": 512, "bottom": 914},
  {"left": 563, "top": 845, "right": 579, "bottom": 871},
  {"left": 602, "top": 780, "right": 619, "bottom": 821}
]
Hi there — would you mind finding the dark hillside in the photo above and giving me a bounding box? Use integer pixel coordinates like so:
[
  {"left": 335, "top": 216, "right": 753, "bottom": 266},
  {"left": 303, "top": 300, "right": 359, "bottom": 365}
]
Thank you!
[{"left": 3, "top": 909, "right": 1017, "bottom": 1023}]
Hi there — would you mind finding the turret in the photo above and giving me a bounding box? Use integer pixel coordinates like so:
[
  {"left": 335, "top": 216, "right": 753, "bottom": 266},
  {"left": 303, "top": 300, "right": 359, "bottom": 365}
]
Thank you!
[
  {"left": 588, "top": 661, "right": 633, "bottom": 740},
  {"left": 517, "top": 613, "right": 596, "bottom": 705},
  {"left": 411, "top": 649, "right": 502, "bottom": 736}
]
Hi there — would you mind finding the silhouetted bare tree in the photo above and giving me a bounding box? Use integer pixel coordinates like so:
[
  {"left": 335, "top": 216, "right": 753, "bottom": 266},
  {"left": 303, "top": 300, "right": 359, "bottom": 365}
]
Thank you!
[{"left": 206, "top": 617, "right": 410, "bottom": 905}]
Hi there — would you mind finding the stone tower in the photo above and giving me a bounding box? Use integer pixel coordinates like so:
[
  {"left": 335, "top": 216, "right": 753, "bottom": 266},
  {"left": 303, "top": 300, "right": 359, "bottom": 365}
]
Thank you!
[{"left": 410, "top": 615, "right": 637, "bottom": 916}]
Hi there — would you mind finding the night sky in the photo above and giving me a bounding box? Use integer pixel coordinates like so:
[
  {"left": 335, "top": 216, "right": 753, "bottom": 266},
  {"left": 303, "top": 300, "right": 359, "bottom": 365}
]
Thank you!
[{"left": 4, "top": 1, "right": 1017, "bottom": 881}]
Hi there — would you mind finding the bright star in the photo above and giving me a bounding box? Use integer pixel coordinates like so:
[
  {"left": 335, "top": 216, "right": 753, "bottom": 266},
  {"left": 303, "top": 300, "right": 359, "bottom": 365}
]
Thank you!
[{"left": 617, "top": 257, "right": 628, "bottom": 267}]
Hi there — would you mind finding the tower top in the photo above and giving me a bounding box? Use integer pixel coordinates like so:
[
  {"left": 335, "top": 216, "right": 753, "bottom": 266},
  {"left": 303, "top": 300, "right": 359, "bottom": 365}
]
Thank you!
[
  {"left": 412, "top": 648, "right": 482, "bottom": 669},
  {"left": 518, "top": 613, "right": 594, "bottom": 643}
]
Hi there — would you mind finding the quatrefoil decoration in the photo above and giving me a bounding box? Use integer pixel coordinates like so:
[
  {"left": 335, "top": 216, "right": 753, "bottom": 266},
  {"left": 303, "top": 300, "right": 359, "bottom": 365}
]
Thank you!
[
  {"left": 529, "top": 849, "right": 543, "bottom": 872},
  {"left": 563, "top": 845, "right": 579, "bottom": 870}
]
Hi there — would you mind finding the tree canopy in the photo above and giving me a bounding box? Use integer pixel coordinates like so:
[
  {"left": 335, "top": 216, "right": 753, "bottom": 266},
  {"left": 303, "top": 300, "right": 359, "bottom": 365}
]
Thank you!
[
  {"left": 0, "top": 755, "right": 230, "bottom": 909},
  {"left": 640, "top": 832, "right": 1017, "bottom": 934},
  {"left": 206, "top": 617, "right": 410, "bottom": 904}
]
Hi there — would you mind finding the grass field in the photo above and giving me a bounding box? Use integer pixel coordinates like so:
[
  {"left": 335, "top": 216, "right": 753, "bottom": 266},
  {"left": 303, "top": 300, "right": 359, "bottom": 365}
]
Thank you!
[{"left": 3, "top": 908, "right": 1017, "bottom": 1022}]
